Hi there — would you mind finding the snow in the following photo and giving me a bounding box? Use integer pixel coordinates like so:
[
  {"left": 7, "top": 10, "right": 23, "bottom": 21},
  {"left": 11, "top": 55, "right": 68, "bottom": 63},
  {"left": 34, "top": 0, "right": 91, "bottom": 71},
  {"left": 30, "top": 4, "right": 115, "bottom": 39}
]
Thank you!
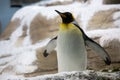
[
  {"left": 34, "top": 0, "right": 72, "bottom": 6},
  {"left": 10, "top": 25, "right": 23, "bottom": 46},
  {"left": 113, "top": 11, "right": 120, "bottom": 19},
  {"left": 0, "top": 71, "right": 92, "bottom": 80},
  {"left": 0, "top": 73, "right": 22, "bottom": 80},
  {"left": 14, "top": 50, "right": 37, "bottom": 72},
  {"left": 91, "top": 0, "right": 103, "bottom": 5},
  {"left": 11, "top": 1, "right": 120, "bottom": 30},
  {"left": 113, "top": 11, "right": 120, "bottom": 28},
  {"left": 86, "top": 28, "right": 120, "bottom": 47},
  {"left": 11, "top": 7, "right": 33, "bottom": 21},
  {"left": 0, "top": 70, "right": 119, "bottom": 80},
  {"left": 80, "top": 3, "right": 120, "bottom": 30},
  {"left": 11, "top": 6, "right": 45, "bottom": 46},
  {"left": 0, "top": 38, "right": 50, "bottom": 75}
]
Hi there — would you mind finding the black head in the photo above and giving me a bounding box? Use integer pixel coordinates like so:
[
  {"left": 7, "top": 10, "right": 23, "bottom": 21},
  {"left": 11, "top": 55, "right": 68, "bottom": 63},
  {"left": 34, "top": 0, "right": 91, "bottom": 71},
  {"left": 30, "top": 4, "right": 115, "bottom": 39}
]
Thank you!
[{"left": 55, "top": 10, "right": 74, "bottom": 24}]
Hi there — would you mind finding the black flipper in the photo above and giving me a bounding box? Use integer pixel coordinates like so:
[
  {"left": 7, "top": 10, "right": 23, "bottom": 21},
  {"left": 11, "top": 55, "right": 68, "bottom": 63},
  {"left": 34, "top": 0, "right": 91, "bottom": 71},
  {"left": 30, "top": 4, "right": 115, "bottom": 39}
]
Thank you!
[
  {"left": 72, "top": 21, "right": 111, "bottom": 65},
  {"left": 43, "top": 50, "right": 49, "bottom": 57},
  {"left": 85, "top": 38, "right": 111, "bottom": 65},
  {"left": 43, "top": 36, "right": 57, "bottom": 57}
]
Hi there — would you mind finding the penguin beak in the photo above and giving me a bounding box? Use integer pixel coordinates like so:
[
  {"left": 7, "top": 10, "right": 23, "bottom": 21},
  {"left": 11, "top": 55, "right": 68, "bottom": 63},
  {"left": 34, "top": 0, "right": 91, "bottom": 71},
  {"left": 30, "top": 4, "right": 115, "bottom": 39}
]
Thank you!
[
  {"left": 55, "top": 10, "right": 66, "bottom": 18},
  {"left": 55, "top": 10, "right": 61, "bottom": 14}
]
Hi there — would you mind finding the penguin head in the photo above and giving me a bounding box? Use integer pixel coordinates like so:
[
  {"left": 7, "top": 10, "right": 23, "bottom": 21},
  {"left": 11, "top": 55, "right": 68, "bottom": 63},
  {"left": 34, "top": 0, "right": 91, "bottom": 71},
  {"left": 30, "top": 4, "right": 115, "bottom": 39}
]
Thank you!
[{"left": 55, "top": 10, "right": 74, "bottom": 24}]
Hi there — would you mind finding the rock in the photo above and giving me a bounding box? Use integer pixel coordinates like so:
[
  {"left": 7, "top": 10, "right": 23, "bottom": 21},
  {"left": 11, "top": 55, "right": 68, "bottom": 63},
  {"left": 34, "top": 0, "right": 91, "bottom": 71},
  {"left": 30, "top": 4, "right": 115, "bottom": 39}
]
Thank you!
[
  {"left": 103, "top": 0, "right": 120, "bottom": 4},
  {"left": 87, "top": 8, "right": 120, "bottom": 30},
  {"left": 14, "top": 24, "right": 28, "bottom": 47},
  {"left": 30, "top": 13, "right": 59, "bottom": 44},
  {"left": 26, "top": 70, "right": 120, "bottom": 80},
  {"left": 0, "top": 3, "right": 82, "bottom": 76},
  {"left": 42, "top": 0, "right": 73, "bottom": 6},
  {"left": 0, "top": 1, "right": 120, "bottom": 78},
  {"left": 87, "top": 28, "right": 120, "bottom": 70},
  {"left": 36, "top": 0, "right": 88, "bottom": 6},
  {"left": 24, "top": 47, "right": 58, "bottom": 77},
  {"left": 0, "top": 18, "right": 21, "bottom": 40},
  {"left": 11, "top": 0, "right": 40, "bottom": 4}
]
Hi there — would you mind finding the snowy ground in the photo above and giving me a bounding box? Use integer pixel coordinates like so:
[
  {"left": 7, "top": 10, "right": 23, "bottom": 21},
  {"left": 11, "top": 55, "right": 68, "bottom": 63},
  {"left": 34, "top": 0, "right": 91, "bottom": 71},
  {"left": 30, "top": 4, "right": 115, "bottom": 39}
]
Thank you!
[{"left": 0, "top": 70, "right": 120, "bottom": 80}]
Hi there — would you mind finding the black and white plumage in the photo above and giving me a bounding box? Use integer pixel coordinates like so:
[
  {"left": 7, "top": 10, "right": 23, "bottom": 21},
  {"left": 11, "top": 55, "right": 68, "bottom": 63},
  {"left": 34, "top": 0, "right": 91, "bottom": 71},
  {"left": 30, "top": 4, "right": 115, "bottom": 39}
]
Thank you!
[
  {"left": 43, "top": 23, "right": 111, "bottom": 65},
  {"left": 43, "top": 10, "right": 111, "bottom": 72}
]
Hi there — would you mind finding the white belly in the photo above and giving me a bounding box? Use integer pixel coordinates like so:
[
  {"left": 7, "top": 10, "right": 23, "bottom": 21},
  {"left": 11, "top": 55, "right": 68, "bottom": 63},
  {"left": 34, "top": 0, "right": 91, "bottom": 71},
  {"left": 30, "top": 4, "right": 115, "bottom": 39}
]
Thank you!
[{"left": 57, "top": 30, "right": 87, "bottom": 72}]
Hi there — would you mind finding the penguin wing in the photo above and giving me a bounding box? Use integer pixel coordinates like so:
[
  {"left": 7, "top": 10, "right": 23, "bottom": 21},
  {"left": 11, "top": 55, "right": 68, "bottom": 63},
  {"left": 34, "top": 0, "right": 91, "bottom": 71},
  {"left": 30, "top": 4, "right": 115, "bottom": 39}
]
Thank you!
[
  {"left": 72, "top": 21, "right": 111, "bottom": 65},
  {"left": 43, "top": 36, "right": 57, "bottom": 57},
  {"left": 85, "top": 37, "right": 111, "bottom": 65}
]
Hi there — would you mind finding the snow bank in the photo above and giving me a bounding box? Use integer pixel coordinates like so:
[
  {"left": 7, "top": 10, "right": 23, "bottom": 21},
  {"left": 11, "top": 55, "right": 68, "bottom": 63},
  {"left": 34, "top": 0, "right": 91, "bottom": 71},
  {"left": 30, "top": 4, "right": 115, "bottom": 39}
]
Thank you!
[
  {"left": 113, "top": 11, "right": 120, "bottom": 28},
  {"left": 0, "top": 70, "right": 120, "bottom": 80},
  {"left": 29, "top": 71, "right": 120, "bottom": 80},
  {"left": 12, "top": 1, "right": 120, "bottom": 31},
  {"left": 0, "top": 39, "right": 50, "bottom": 74},
  {"left": 86, "top": 28, "right": 120, "bottom": 47},
  {"left": 34, "top": 0, "right": 72, "bottom": 6}
]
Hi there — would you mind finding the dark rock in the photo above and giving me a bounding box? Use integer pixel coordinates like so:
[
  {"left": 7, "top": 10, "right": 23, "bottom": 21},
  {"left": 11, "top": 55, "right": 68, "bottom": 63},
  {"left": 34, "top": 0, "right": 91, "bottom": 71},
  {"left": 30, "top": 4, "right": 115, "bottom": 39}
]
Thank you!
[{"left": 103, "top": 0, "right": 120, "bottom": 4}]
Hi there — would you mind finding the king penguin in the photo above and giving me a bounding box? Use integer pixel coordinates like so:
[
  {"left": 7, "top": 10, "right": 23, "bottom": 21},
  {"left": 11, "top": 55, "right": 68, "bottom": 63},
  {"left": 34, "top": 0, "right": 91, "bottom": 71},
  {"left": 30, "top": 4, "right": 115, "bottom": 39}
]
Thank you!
[{"left": 43, "top": 10, "right": 111, "bottom": 72}]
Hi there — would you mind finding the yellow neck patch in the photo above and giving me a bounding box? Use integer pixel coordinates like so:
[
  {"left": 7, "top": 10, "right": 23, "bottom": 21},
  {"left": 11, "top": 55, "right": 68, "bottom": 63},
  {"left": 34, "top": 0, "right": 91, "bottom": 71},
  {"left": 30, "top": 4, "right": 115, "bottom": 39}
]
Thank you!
[
  {"left": 59, "top": 23, "right": 82, "bottom": 35},
  {"left": 60, "top": 23, "right": 78, "bottom": 31}
]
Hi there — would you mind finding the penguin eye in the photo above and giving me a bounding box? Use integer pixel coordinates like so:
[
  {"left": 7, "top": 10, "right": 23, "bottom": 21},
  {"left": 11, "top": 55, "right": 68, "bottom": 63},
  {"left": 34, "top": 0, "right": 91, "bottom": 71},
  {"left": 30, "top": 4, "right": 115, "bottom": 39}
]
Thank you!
[
  {"left": 65, "top": 12, "right": 72, "bottom": 17},
  {"left": 67, "top": 13, "right": 71, "bottom": 16},
  {"left": 68, "top": 14, "right": 73, "bottom": 18}
]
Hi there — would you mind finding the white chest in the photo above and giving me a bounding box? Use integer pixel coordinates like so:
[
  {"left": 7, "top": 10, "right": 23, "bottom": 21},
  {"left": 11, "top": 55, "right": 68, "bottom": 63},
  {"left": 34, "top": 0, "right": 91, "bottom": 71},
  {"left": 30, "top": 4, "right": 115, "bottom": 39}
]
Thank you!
[{"left": 57, "top": 30, "right": 87, "bottom": 72}]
